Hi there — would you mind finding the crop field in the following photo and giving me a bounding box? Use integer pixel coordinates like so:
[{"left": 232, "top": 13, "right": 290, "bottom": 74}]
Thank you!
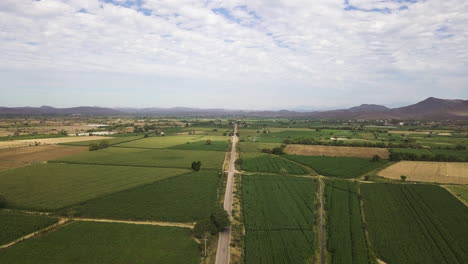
[
  {"left": 54, "top": 147, "right": 224, "bottom": 169},
  {"left": 240, "top": 152, "right": 311, "bottom": 175},
  {"left": 390, "top": 148, "right": 468, "bottom": 161},
  {"left": 443, "top": 185, "right": 468, "bottom": 205},
  {"left": 325, "top": 179, "right": 369, "bottom": 264},
  {"left": 238, "top": 142, "right": 282, "bottom": 152},
  {"left": 114, "top": 135, "right": 208, "bottom": 148},
  {"left": 378, "top": 161, "right": 468, "bottom": 184},
  {"left": 61, "top": 135, "right": 143, "bottom": 146},
  {"left": 0, "top": 136, "right": 113, "bottom": 149},
  {"left": 243, "top": 174, "right": 316, "bottom": 263},
  {"left": 284, "top": 144, "right": 390, "bottom": 158},
  {"left": 0, "top": 163, "right": 189, "bottom": 210},
  {"left": 168, "top": 139, "right": 229, "bottom": 151},
  {"left": 0, "top": 221, "right": 199, "bottom": 264},
  {"left": 0, "top": 145, "right": 87, "bottom": 171},
  {"left": 361, "top": 183, "right": 468, "bottom": 264},
  {"left": 0, "top": 211, "right": 58, "bottom": 245},
  {"left": 71, "top": 171, "right": 219, "bottom": 222},
  {"left": 285, "top": 155, "right": 388, "bottom": 178}
]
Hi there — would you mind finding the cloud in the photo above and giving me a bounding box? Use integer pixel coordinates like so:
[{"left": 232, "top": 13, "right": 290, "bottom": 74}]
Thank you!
[{"left": 0, "top": 0, "right": 467, "bottom": 109}]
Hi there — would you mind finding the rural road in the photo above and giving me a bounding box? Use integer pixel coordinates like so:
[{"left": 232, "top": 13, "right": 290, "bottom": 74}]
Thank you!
[{"left": 215, "top": 123, "right": 238, "bottom": 264}]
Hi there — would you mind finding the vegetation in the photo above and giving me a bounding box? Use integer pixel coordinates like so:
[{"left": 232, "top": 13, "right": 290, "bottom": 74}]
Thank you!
[
  {"left": 61, "top": 135, "right": 143, "bottom": 146},
  {"left": 0, "top": 211, "right": 58, "bottom": 245},
  {"left": 191, "top": 161, "right": 202, "bottom": 171},
  {"left": 169, "top": 139, "right": 228, "bottom": 151},
  {"left": 240, "top": 153, "right": 310, "bottom": 175},
  {"left": 70, "top": 171, "right": 219, "bottom": 222},
  {"left": 88, "top": 140, "right": 109, "bottom": 151},
  {"left": 361, "top": 183, "right": 468, "bottom": 264},
  {"left": 389, "top": 148, "right": 468, "bottom": 162},
  {"left": 0, "top": 163, "right": 188, "bottom": 210},
  {"left": 194, "top": 206, "right": 230, "bottom": 238},
  {"left": 115, "top": 135, "right": 210, "bottom": 148},
  {"left": 243, "top": 174, "right": 316, "bottom": 263},
  {"left": 0, "top": 194, "right": 5, "bottom": 208},
  {"left": 325, "top": 179, "right": 369, "bottom": 264},
  {"left": 444, "top": 185, "right": 468, "bottom": 205},
  {"left": 285, "top": 155, "right": 388, "bottom": 178},
  {"left": 0, "top": 222, "right": 199, "bottom": 264}
]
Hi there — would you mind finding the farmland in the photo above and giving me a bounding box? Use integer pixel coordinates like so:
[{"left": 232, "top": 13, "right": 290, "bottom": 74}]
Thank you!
[
  {"left": 325, "top": 179, "right": 369, "bottom": 264},
  {"left": 54, "top": 147, "right": 225, "bottom": 170},
  {"left": 0, "top": 136, "right": 112, "bottom": 149},
  {"left": 242, "top": 174, "right": 316, "bottom": 263},
  {"left": 0, "top": 222, "right": 199, "bottom": 264},
  {"left": 285, "top": 155, "right": 388, "bottom": 178},
  {"left": 361, "top": 183, "right": 468, "bottom": 264},
  {"left": 444, "top": 185, "right": 468, "bottom": 205},
  {"left": 284, "top": 144, "right": 390, "bottom": 158},
  {"left": 238, "top": 142, "right": 281, "bottom": 152},
  {"left": 61, "top": 135, "right": 143, "bottom": 146},
  {"left": 0, "top": 163, "right": 189, "bottom": 210},
  {"left": 114, "top": 135, "right": 220, "bottom": 148},
  {"left": 168, "top": 138, "right": 229, "bottom": 151},
  {"left": 378, "top": 161, "right": 468, "bottom": 184},
  {"left": 0, "top": 211, "right": 58, "bottom": 245},
  {"left": 70, "top": 171, "right": 220, "bottom": 222},
  {"left": 240, "top": 152, "right": 311, "bottom": 175}
]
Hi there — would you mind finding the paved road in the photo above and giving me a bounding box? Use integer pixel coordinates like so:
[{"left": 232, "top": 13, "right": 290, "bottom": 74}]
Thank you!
[{"left": 215, "top": 123, "right": 238, "bottom": 264}]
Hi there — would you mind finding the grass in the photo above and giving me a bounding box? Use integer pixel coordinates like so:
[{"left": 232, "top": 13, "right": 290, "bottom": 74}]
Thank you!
[
  {"left": 444, "top": 185, "right": 468, "bottom": 205},
  {"left": 243, "top": 174, "right": 316, "bottom": 263},
  {"left": 361, "top": 183, "right": 468, "bottom": 264},
  {"left": 54, "top": 147, "right": 225, "bottom": 170},
  {"left": 70, "top": 170, "right": 220, "bottom": 222},
  {"left": 0, "top": 211, "right": 58, "bottom": 245},
  {"left": 114, "top": 135, "right": 206, "bottom": 148},
  {"left": 0, "top": 134, "right": 67, "bottom": 141},
  {"left": 168, "top": 139, "right": 229, "bottom": 151},
  {"left": 0, "top": 163, "right": 189, "bottom": 210},
  {"left": 0, "top": 221, "right": 199, "bottom": 264},
  {"left": 324, "top": 179, "right": 369, "bottom": 264},
  {"left": 240, "top": 152, "right": 311, "bottom": 175},
  {"left": 284, "top": 155, "right": 388, "bottom": 178},
  {"left": 61, "top": 135, "right": 143, "bottom": 146}
]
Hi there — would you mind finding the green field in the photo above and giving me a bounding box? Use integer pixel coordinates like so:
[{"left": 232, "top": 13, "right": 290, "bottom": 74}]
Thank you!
[
  {"left": 240, "top": 153, "right": 311, "bottom": 175},
  {"left": 444, "top": 185, "right": 468, "bottom": 205},
  {"left": 285, "top": 155, "right": 388, "bottom": 178},
  {"left": 61, "top": 135, "right": 143, "bottom": 146},
  {"left": 325, "top": 179, "right": 369, "bottom": 264},
  {"left": 0, "top": 211, "right": 58, "bottom": 245},
  {"left": 0, "top": 222, "right": 199, "bottom": 264},
  {"left": 361, "top": 183, "right": 468, "bottom": 264},
  {"left": 0, "top": 163, "right": 189, "bottom": 210},
  {"left": 71, "top": 171, "right": 220, "bottom": 222},
  {"left": 238, "top": 142, "right": 282, "bottom": 152},
  {"left": 115, "top": 135, "right": 207, "bottom": 148},
  {"left": 243, "top": 174, "right": 316, "bottom": 263},
  {"left": 390, "top": 148, "right": 468, "bottom": 161},
  {"left": 168, "top": 139, "right": 229, "bottom": 151},
  {"left": 54, "top": 147, "right": 224, "bottom": 170}
]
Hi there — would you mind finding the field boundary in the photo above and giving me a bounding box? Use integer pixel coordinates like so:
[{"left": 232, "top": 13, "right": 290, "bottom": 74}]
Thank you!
[
  {"left": 47, "top": 160, "right": 218, "bottom": 171},
  {"left": 275, "top": 155, "right": 318, "bottom": 176},
  {"left": 442, "top": 186, "right": 468, "bottom": 206},
  {"left": 70, "top": 217, "right": 194, "bottom": 228}
]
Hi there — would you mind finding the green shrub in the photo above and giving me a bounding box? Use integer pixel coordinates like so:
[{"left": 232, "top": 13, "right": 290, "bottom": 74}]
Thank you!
[{"left": 0, "top": 194, "right": 6, "bottom": 208}]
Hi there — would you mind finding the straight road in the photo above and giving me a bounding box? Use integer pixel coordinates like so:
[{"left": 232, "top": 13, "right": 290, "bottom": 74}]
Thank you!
[{"left": 215, "top": 123, "right": 238, "bottom": 264}]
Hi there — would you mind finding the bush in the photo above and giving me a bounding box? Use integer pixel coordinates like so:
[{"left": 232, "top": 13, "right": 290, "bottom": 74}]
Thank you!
[
  {"left": 0, "top": 194, "right": 6, "bottom": 208},
  {"left": 191, "top": 161, "right": 202, "bottom": 171},
  {"left": 89, "top": 143, "right": 99, "bottom": 151},
  {"left": 400, "top": 175, "right": 407, "bottom": 182},
  {"left": 371, "top": 155, "right": 381, "bottom": 162},
  {"left": 205, "top": 139, "right": 212, "bottom": 145},
  {"left": 193, "top": 218, "right": 218, "bottom": 238},
  {"left": 98, "top": 140, "right": 109, "bottom": 149}
]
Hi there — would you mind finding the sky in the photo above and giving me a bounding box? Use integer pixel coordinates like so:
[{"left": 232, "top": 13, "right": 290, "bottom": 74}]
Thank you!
[{"left": 0, "top": 0, "right": 467, "bottom": 110}]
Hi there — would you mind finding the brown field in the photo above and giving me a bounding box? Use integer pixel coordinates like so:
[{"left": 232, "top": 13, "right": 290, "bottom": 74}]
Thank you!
[
  {"left": 0, "top": 136, "right": 112, "bottom": 149},
  {"left": 378, "top": 161, "right": 468, "bottom": 184},
  {"left": 0, "top": 145, "right": 87, "bottom": 171},
  {"left": 284, "top": 144, "right": 390, "bottom": 158}
]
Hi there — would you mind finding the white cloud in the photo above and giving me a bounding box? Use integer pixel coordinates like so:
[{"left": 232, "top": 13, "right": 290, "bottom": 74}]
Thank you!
[{"left": 0, "top": 0, "right": 467, "bottom": 109}]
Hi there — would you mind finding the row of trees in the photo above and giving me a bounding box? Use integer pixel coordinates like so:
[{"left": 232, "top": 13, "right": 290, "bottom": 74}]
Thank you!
[
  {"left": 389, "top": 152, "right": 468, "bottom": 162},
  {"left": 89, "top": 140, "right": 110, "bottom": 151}
]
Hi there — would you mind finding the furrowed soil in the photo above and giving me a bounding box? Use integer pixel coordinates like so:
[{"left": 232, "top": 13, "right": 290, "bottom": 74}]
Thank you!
[
  {"left": 0, "top": 145, "right": 87, "bottom": 171},
  {"left": 0, "top": 136, "right": 112, "bottom": 149},
  {"left": 378, "top": 161, "right": 468, "bottom": 184},
  {"left": 284, "top": 145, "right": 390, "bottom": 159}
]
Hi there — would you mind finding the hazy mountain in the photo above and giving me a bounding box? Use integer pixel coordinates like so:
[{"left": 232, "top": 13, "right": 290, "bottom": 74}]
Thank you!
[{"left": 0, "top": 97, "right": 467, "bottom": 120}]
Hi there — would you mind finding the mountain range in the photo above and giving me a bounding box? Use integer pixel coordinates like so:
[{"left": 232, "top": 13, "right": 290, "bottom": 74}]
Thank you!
[{"left": 0, "top": 97, "right": 467, "bottom": 120}]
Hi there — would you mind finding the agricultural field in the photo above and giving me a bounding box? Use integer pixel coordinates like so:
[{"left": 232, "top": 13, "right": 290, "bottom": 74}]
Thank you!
[
  {"left": 390, "top": 148, "right": 468, "bottom": 161},
  {"left": 114, "top": 135, "right": 211, "bottom": 148},
  {"left": 0, "top": 145, "right": 87, "bottom": 171},
  {"left": 242, "top": 174, "right": 316, "bottom": 263},
  {"left": 70, "top": 171, "right": 220, "bottom": 222},
  {"left": 0, "top": 163, "right": 189, "bottom": 210},
  {"left": 0, "top": 211, "right": 58, "bottom": 245},
  {"left": 325, "top": 179, "right": 369, "bottom": 264},
  {"left": 0, "top": 136, "right": 112, "bottom": 149},
  {"left": 284, "top": 144, "right": 390, "bottom": 158},
  {"left": 361, "top": 183, "right": 468, "bottom": 264},
  {"left": 0, "top": 221, "right": 199, "bottom": 264},
  {"left": 54, "top": 147, "right": 224, "bottom": 170},
  {"left": 285, "top": 155, "right": 388, "bottom": 178},
  {"left": 378, "top": 161, "right": 468, "bottom": 184},
  {"left": 168, "top": 138, "right": 229, "bottom": 151},
  {"left": 443, "top": 185, "right": 468, "bottom": 205},
  {"left": 240, "top": 152, "right": 311, "bottom": 175},
  {"left": 238, "top": 142, "right": 281, "bottom": 152},
  {"left": 61, "top": 135, "right": 143, "bottom": 146}
]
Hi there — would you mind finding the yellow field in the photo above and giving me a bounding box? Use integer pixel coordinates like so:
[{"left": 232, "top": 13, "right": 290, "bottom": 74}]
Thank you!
[
  {"left": 378, "top": 161, "right": 468, "bottom": 184},
  {"left": 0, "top": 136, "right": 112, "bottom": 149},
  {"left": 284, "top": 144, "right": 390, "bottom": 159}
]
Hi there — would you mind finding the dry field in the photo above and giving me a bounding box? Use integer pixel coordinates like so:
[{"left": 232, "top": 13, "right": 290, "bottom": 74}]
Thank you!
[
  {"left": 378, "top": 161, "right": 468, "bottom": 184},
  {"left": 388, "top": 130, "right": 452, "bottom": 136},
  {"left": 0, "top": 145, "right": 87, "bottom": 171},
  {"left": 0, "top": 136, "right": 111, "bottom": 149},
  {"left": 284, "top": 144, "right": 390, "bottom": 159}
]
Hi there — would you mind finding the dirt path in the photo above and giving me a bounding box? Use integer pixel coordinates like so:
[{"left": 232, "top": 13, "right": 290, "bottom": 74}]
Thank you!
[
  {"left": 70, "top": 217, "right": 194, "bottom": 228},
  {"left": 318, "top": 176, "right": 326, "bottom": 264},
  {"left": 215, "top": 123, "right": 238, "bottom": 264}
]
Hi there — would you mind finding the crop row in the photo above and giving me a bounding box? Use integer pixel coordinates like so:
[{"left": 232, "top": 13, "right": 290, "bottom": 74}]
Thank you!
[{"left": 240, "top": 153, "right": 311, "bottom": 175}]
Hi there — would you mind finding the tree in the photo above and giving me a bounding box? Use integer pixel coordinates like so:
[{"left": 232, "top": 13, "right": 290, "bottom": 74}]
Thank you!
[
  {"left": 364, "top": 175, "right": 370, "bottom": 181},
  {"left": 400, "top": 175, "right": 407, "bottom": 182},
  {"left": 211, "top": 206, "right": 230, "bottom": 232},
  {"left": 205, "top": 139, "right": 212, "bottom": 145},
  {"left": 371, "top": 155, "right": 381, "bottom": 162},
  {"left": 191, "top": 161, "right": 202, "bottom": 171},
  {"left": 89, "top": 143, "right": 99, "bottom": 151},
  {"left": 59, "top": 129, "right": 68, "bottom": 135},
  {"left": 98, "top": 140, "right": 109, "bottom": 149},
  {"left": 193, "top": 218, "right": 218, "bottom": 238},
  {"left": 0, "top": 194, "right": 5, "bottom": 208},
  {"left": 144, "top": 133, "right": 149, "bottom": 138}
]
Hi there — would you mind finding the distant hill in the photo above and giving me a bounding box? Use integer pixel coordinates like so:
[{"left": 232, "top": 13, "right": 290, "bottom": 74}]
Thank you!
[{"left": 0, "top": 97, "right": 466, "bottom": 120}]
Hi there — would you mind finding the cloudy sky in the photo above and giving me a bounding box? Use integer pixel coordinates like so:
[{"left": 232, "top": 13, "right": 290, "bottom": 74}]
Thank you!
[{"left": 0, "top": 0, "right": 467, "bottom": 110}]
